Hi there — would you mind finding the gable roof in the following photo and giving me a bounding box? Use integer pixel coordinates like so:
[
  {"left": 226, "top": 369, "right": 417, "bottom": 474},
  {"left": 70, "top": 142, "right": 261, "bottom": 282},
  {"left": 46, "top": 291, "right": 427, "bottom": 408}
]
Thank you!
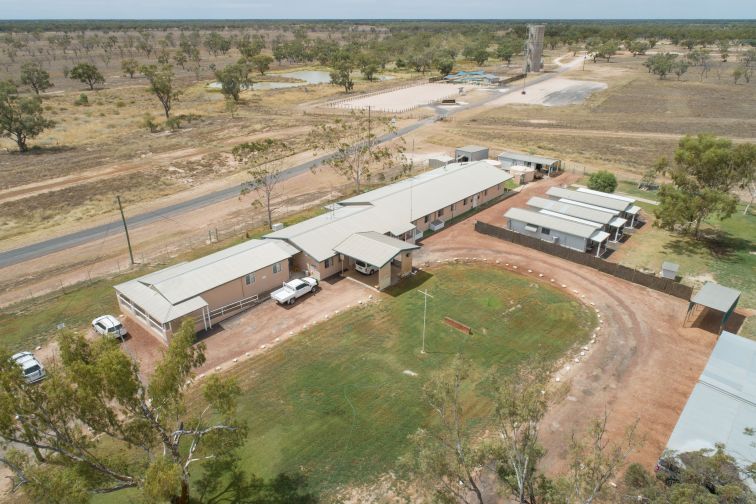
[
  {"left": 505, "top": 207, "right": 601, "bottom": 239},
  {"left": 334, "top": 232, "right": 420, "bottom": 268},
  {"left": 115, "top": 240, "right": 298, "bottom": 308},
  {"left": 266, "top": 161, "right": 512, "bottom": 262},
  {"left": 498, "top": 151, "right": 560, "bottom": 166},
  {"left": 527, "top": 196, "right": 614, "bottom": 225},
  {"left": 546, "top": 187, "right": 632, "bottom": 212}
]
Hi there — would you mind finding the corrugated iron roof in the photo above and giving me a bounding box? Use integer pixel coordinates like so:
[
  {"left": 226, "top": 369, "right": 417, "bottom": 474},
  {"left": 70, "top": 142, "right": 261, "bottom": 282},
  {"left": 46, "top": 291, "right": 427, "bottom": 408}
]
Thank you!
[
  {"left": 498, "top": 150, "right": 560, "bottom": 165},
  {"left": 690, "top": 282, "right": 741, "bottom": 314},
  {"left": 546, "top": 187, "right": 632, "bottom": 212},
  {"left": 334, "top": 232, "right": 419, "bottom": 268},
  {"left": 528, "top": 196, "right": 614, "bottom": 225},
  {"left": 504, "top": 207, "right": 601, "bottom": 239},
  {"left": 266, "top": 161, "right": 512, "bottom": 262},
  {"left": 666, "top": 331, "right": 756, "bottom": 472}
]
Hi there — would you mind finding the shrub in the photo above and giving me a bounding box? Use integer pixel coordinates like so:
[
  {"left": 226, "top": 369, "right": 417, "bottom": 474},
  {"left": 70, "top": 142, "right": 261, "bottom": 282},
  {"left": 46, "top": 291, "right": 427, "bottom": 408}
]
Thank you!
[
  {"left": 141, "top": 113, "right": 159, "bottom": 133},
  {"left": 165, "top": 116, "right": 181, "bottom": 131},
  {"left": 587, "top": 170, "right": 618, "bottom": 193},
  {"left": 74, "top": 93, "right": 89, "bottom": 106}
]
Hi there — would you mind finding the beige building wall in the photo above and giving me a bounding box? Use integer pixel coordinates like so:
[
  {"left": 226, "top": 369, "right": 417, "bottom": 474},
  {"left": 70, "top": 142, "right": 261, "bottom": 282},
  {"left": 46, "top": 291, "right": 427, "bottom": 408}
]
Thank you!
[
  {"left": 413, "top": 182, "right": 507, "bottom": 232},
  {"left": 292, "top": 250, "right": 344, "bottom": 281}
]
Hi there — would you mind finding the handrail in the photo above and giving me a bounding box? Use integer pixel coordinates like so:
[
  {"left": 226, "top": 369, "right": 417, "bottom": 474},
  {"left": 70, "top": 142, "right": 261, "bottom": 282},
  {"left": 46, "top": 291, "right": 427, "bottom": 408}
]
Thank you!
[{"left": 208, "top": 294, "right": 260, "bottom": 320}]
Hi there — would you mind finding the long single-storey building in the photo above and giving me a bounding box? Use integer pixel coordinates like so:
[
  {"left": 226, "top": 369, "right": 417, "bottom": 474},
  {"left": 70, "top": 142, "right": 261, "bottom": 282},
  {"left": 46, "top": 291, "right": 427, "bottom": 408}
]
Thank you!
[
  {"left": 116, "top": 161, "right": 513, "bottom": 343},
  {"left": 114, "top": 239, "right": 299, "bottom": 342},
  {"left": 546, "top": 186, "right": 641, "bottom": 227},
  {"left": 504, "top": 207, "right": 610, "bottom": 256},
  {"left": 526, "top": 196, "right": 628, "bottom": 241},
  {"left": 498, "top": 151, "right": 561, "bottom": 178},
  {"left": 266, "top": 161, "right": 513, "bottom": 283}
]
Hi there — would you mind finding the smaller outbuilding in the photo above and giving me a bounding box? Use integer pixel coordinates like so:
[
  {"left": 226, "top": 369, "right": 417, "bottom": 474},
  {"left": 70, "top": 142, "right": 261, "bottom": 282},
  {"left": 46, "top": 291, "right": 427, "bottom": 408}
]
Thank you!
[
  {"left": 455, "top": 145, "right": 489, "bottom": 162},
  {"left": 427, "top": 154, "right": 454, "bottom": 169},
  {"left": 498, "top": 151, "right": 561, "bottom": 178},
  {"left": 686, "top": 282, "right": 741, "bottom": 333},
  {"left": 661, "top": 261, "right": 680, "bottom": 280}
]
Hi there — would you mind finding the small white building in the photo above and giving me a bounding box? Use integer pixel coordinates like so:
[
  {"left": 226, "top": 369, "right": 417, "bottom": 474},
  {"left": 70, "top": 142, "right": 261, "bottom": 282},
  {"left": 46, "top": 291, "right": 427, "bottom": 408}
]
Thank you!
[
  {"left": 498, "top": 151, "right": 561, "bottom": 178},
  {"left": 455, "top": 145, "right": 489, "bottom": 162}
]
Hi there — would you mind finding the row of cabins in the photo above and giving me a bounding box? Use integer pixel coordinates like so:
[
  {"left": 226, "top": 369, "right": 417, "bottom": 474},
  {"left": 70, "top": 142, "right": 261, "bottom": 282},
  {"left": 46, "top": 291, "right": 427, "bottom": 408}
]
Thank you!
[
  {"left": 431, "top": 147, "right": 562, "bottom": 184},
  {"left": 115, "top": 161, "right": 513, "bottom": 343},
  {"left": 504, "top": 186, "right": 641, "bottom": 257}
]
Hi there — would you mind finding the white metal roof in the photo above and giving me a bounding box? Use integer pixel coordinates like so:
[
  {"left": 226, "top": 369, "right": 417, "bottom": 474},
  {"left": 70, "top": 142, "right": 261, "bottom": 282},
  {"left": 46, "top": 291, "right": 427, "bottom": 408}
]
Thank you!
[
  {"left": 505, "top": 207, "right": 601, "bottom": 239},
  {"left": 609, "top": 217, "right": 628, "bottom": 228},
  {"left": 547, "top": 187, "right": 632, "bottom": 212},
  {"left": 456, "top": 145, "right": 488, "bottom": 153},
  {"left": 576, "top": 187, "right": 636, "bottom": 203},
  {"left": 498, "top": 150, "right": 560, "bottom": 165},
  {"left": 627, "top": 205, "right": 642, "bottom": 215},
  {"left": 266, "top": 162, "right": 512, "bottom": 262},
  {"left": 334, "top": 231, "right": 419, "bottom": 268},
  {"left": 666, "top": 331, "right": 756, "bottom": 472},
  {"left": 527, "top": 196, "right": 614, "bottom": 224},
  {"left": 115, "top": 279, "right": 208, "bottom": 324},
  {"left": 539, "top": 209, "right": 602, "bottom": 228},
  {"left": 662, "top": 261, "right": 680, "bottom": 272},
  {"left": 590, "top": 230, "right": 610, "bottom": 243}
]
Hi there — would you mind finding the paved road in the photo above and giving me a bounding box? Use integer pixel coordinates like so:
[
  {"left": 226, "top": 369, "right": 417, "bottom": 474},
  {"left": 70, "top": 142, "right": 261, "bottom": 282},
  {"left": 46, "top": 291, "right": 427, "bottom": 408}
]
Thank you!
[{"left": 0, "top": 65, "right": 569, "bottom": 268}]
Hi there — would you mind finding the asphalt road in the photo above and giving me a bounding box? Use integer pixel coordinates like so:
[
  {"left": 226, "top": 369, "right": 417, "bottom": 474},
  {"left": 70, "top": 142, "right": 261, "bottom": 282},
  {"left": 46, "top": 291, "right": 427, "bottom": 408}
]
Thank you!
[{"left": 0, "top": 67, "right": 564, "bottom": 268}]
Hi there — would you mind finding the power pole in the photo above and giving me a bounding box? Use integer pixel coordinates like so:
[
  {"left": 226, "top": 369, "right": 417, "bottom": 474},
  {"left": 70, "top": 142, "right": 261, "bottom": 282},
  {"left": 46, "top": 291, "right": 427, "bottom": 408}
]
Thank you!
[
  {"left": 418, "top": 289, "right": 434, "bottom": 354},
  {"left": 367, "top": 105, "right": 372, "bottom": 151},
  {"left": 117, "top": 195, "right": 135, "bottom": 265}
]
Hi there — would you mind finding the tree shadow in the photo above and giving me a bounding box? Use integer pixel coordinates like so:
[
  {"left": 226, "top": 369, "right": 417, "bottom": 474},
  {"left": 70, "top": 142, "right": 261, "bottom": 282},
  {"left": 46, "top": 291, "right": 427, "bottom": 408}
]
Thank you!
[
  {"left": 663, "top": 229, "right": 750, "bottom": 263},
  {"left": 2, "top": 145, "right": 76, "bottom": 156}
]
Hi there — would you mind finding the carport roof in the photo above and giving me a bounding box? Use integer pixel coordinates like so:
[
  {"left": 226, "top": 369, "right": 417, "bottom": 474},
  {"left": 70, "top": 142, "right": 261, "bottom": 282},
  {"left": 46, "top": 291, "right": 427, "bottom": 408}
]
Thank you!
[
  {"left": 498, "top": 151, "right": 560, "bottom": 165},
  {"left": 334, "top": 232, "right": 419, "bottom": 268},
  {"left": 690, "top": 282, "right": 741, "bottom": 314}
]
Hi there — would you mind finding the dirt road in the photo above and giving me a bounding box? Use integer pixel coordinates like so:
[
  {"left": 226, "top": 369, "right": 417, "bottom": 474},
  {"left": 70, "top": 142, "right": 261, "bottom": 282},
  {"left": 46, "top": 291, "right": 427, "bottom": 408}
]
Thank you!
[{"left": 414, "top": 180, "right": 718, "bottom": 472}]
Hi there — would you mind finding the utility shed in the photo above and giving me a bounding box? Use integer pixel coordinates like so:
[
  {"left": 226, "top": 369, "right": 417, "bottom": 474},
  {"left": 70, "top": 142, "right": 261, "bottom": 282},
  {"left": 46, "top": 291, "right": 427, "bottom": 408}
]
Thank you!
[
  {"left": 661, "top": 261, "right": 679, "bottom": 280},
  {"left": 665, "top": 331, "right": 756, "bottom": 478},
  {"left": 428, "top": 154, "right": 454, "bottom": 169},
  {"left": 685, "top": 282, "right": 741, "bottom": 333},
  {"left": 504, "top": 207, "right": 608, "bottom": 255},
  {"left": 455, "top": 145, "right": 489, "bottom": 162}
]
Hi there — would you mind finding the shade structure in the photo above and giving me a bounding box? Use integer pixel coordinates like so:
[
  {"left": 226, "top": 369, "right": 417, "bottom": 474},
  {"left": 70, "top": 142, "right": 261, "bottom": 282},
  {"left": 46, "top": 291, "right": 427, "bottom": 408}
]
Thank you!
[{"left": 686, "top": 282, "right": 741, "bottom": 332}]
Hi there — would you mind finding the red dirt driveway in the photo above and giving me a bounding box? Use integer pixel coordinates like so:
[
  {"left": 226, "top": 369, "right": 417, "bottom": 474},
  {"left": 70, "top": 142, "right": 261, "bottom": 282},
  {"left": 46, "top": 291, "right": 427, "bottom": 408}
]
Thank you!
[
  {"left": 121, "top": 276, "right": 376, "bottom": 380},
  {"left": 415, "top": 185, "right": 720, "bottom": 473}
]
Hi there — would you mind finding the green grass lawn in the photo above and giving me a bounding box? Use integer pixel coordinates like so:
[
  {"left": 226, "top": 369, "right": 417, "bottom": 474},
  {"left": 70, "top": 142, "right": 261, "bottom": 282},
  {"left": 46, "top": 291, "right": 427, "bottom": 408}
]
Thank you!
[{"left": 208, "top": 264, "right": 595, "bottom": 497}]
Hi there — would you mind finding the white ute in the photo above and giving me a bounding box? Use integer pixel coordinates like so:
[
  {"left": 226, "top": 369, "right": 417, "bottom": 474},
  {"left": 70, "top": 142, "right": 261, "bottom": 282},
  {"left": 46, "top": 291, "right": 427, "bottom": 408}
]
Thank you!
[
  {"left": 11, "top": 352, "right": 46, "bottom": 383},
  {"left": 271, "top": 277, "right": 319, "bottom": 305},
  {"left": 92, "top": 315, "right": 128, "bottom": 339}
]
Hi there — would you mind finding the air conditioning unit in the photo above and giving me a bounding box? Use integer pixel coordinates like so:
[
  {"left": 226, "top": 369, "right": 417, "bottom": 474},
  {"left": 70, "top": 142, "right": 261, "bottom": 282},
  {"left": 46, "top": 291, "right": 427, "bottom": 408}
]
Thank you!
[{"left": 271, "top": 223, "right": 284, "bottom": 232}]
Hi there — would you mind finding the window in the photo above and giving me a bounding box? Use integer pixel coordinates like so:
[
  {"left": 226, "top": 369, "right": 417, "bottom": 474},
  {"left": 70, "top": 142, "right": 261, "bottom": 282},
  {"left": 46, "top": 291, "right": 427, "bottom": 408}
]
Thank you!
[
  {"left": 484, "top": 189, "right": 488, "bottom": 196},
  {"left": 541, "top": 227, "right": 551, "bottom": 235},
  {"left": 324, "top": 257, "right": 333, "bottom": 268},
  {"left": 438, "top": 208, "right": 444, "bottom": 217},
  {"left": 424, "top": 215, "right": 429, "bottom": 223},
  {"left": 497, "top": 183, "right": 501, "bottom": 190},
  {"left": 463, "top": 198, "right": 468, "bottom": 205},
  {"left": 245, "top": 273, "right": 255, "bottom": 284},
  {"left": 451, "top": 203, "right": 455, "bottom": 211},
  {"left": 272, "top": 262, "right": 282, "bottom": 274}
]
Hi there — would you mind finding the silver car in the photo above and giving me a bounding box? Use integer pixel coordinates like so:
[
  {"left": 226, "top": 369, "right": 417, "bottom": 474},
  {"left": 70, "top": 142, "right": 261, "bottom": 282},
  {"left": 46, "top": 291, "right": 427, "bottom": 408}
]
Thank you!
[{"left": 11, "top": 352, "right": 46, "bottom": 384}]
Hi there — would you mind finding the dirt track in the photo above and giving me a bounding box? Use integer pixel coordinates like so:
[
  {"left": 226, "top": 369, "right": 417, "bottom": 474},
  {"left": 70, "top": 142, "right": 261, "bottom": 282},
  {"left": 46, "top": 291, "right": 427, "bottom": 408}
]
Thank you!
[{"left": 415, "top": 179, "right": 719, "bottom": 472}]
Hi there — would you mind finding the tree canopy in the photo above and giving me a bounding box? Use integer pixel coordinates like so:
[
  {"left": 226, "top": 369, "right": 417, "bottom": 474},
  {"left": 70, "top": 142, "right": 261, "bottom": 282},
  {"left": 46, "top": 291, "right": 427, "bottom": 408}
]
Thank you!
[
  {"left": 141, "top": 64, "right": 180, "bottom": 118},
  {"left": 0, "top": 80, "right": 55, "bottom": 152},
  {"left": 587, "top": 170, "right": 618, "bottom": 193},
  {"left": 69, "top": 63, "right": 105, "bottom": 90},
  {"left": 654, "top": 134, "right": 755, "bottom": 237},
  {"left": 20, "top": 62, "right": 53, "bottom": 95}
]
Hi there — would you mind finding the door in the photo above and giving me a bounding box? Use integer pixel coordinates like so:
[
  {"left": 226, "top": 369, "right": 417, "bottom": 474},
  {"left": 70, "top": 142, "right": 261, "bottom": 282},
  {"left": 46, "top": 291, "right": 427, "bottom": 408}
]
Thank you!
[{"left": 472, "top": 194, "right": 479, "bottom": 208}]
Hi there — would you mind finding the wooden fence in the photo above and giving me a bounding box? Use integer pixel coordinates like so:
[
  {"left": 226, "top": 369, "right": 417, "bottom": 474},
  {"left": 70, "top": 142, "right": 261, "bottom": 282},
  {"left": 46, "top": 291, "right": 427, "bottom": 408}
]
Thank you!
[{"left": 475, "top": 221, "right": 693, "bottom": 300}]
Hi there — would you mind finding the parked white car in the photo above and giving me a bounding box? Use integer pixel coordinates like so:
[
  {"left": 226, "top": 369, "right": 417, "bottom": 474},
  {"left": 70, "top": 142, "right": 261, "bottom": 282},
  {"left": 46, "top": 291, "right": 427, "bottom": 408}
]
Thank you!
[
  {"left": 11, "top": 352, "right": 46, "bottom": 384},
  {"left": 271, "top": 277, "right": 319, "bottom": 305},
  {"left": 92, "top": 315, "right": 128, "bottom": 339},
  {"left": 355, "top": 260, "right": 378, "bottom": 275}
]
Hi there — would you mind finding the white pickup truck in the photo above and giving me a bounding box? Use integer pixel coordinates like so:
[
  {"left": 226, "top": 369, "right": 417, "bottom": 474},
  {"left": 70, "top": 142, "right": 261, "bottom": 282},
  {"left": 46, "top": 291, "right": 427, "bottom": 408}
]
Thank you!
[{"left": 270, "top": 277, "right": 319, "bottom": 305}]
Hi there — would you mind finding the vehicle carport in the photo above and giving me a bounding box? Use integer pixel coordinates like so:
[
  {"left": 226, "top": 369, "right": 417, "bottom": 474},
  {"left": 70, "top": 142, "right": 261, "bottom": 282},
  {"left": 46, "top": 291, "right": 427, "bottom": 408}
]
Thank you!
[
  {"left": 684, "top": 282, "right": 741, "bottom": 333},
  {"left": 334, "top": 232, "right": 419, "bottom": 290}
]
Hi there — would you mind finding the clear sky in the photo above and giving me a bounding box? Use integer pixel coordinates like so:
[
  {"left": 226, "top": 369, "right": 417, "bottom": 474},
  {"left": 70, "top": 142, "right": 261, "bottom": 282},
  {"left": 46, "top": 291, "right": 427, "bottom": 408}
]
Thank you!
[{"left": 0, "top": 0, "right": 754, "bottom": 20}]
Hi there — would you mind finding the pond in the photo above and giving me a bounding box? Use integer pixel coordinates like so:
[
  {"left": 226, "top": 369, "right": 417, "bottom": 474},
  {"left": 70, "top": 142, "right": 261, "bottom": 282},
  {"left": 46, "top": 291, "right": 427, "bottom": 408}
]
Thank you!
[{"left": 207, "top": 70, "right": 394, "bottom": 90}]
